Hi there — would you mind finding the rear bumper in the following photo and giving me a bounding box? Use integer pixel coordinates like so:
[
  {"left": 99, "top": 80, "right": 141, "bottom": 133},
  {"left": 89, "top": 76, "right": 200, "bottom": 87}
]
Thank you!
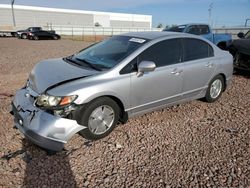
[{"left": 11, "top": 88, "right": 86, "bottom": 151}]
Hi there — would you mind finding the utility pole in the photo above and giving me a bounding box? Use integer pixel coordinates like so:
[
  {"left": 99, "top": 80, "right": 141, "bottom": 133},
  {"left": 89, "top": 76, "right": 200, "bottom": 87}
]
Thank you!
[
  {"left": 245, "top": 18, "right": 250, "bottom": 27},
  {"left": 208, "top": 3, "right": 213, "bottom": 26},
  {"left": 11, "top": 0, "right": 16, "bottom": 27}
]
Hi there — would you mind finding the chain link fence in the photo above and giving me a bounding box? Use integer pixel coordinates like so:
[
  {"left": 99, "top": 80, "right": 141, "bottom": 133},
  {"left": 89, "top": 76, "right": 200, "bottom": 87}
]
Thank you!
[
  {"left": 43, "top": 25, "right": 250, "bottom": 41},
  {"left": 43, "top": 25, "right": 162, "bottom": 41}
]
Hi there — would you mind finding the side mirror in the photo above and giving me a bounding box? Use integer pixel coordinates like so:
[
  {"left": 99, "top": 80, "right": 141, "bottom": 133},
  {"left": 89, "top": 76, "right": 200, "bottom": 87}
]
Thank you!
[
  {"left": 137, "top": 61, "right": 156, "bottom": 77},
  {"left": 237, "top": 32, "right": 245, "bottom": 39}
]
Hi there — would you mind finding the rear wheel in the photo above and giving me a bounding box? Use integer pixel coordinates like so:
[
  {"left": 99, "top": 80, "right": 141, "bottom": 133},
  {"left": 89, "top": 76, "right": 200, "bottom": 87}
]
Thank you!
[
  {"left": 79, "top": 97, "right": 120, "bottom": 140},
  {"left": 204, "top": 75, "right": 224, "bottom": 103},
  {"left": 34, "top": 36, "right": 39, "bottom": 40}
]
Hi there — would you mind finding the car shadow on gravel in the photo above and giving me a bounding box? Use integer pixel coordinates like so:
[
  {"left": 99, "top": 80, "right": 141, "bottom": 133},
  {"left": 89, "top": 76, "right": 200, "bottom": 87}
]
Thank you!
[
  {"left": 21, "top": 139, "right": 77, "bottom": 187},
  {"left": 234, "top": 69, "right": 250, "bottom": 78}
]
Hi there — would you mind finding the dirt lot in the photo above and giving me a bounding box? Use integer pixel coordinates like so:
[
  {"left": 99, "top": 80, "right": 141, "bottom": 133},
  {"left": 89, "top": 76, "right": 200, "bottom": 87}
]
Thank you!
[{"left": 0, "top": 38, "right": 249, "bottom": 187}]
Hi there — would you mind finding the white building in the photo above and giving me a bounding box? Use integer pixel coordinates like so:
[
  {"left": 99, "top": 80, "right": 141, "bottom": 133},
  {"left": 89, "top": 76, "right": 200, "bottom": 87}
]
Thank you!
[{"left": 0, "top": 4, "right": 152, "bottom": 28}]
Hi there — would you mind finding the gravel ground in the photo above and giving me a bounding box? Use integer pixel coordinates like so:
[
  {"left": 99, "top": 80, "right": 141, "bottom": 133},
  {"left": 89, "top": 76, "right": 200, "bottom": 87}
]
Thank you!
[{"left": 0, "top": 38, "right": 249, "bottom": 187}]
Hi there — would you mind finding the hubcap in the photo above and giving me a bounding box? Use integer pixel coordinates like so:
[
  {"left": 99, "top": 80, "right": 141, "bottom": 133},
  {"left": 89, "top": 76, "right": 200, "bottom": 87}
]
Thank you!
[
  {"left": 88, "top": 105, "right": 115, "bottom": 135},
  {"left": 210, "top": 79, "right": 222, "bottom": 99}
]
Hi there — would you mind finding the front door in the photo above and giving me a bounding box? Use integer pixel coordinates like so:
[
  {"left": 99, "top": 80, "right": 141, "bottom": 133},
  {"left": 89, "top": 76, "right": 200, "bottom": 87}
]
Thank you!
[{"left": 129, "top": 38, "right": 184, "bottom": 115}]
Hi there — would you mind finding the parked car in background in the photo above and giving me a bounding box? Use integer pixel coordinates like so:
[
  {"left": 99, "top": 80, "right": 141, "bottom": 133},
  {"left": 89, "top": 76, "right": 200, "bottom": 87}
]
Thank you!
[
  {"left": 16, "top": 27, "right": 42, "bottom": 39},
  {"left": 227, "top": 30, "right": 250, "bottom": 71},
  {"left": 163, "top": 24, "right": 232, "bottom": 50},
  {"left": 11, "top": 32, "right": 233, "bottom": 152},
  {"left": 28, "top": 30, "right": 60, "bottom": 40}
]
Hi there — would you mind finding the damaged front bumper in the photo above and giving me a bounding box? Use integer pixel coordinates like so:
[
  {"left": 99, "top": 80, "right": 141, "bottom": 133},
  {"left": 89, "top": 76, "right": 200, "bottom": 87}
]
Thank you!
[{"left": 10, "top": 88, "right": 86, "bottom": 151}]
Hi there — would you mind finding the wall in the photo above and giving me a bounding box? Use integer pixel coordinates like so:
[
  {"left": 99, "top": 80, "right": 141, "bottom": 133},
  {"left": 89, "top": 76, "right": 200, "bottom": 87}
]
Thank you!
[{"left": 0, "top": 4, "right": 152, "bottom": 28}]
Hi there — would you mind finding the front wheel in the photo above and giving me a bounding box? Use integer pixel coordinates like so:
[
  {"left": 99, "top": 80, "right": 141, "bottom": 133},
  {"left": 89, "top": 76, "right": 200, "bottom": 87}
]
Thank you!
[
  {"left": 33, "top": 36, "right": 39, "bottom": 40},
  {"left": 79, "top": 97, "right": 120, "bottom": 140},
  {"left": 234, "top": 52, "right": 242, "bottom": 67},
  {"left": 21, "top": 34, "right": 27, "bottom": 39},
  {"left": 204, "top": 75, "right": 224, "bottom": 103}
]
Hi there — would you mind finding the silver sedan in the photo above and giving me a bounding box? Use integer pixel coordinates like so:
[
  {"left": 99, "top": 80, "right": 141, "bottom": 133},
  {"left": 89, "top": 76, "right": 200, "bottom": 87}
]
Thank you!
[{"left": 11, "top": 31, "right": 233, "bottom": 151}]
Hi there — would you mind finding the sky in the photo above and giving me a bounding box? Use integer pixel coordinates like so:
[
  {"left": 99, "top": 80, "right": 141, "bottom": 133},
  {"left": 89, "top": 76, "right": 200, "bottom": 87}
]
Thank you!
[{"left": 0, "top": 0, "right": 249, "bottom": 27}]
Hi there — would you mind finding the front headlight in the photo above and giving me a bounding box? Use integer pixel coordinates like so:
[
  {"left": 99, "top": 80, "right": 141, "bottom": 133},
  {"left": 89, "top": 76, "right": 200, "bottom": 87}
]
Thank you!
[{"left": 36, "top": 94, "right": 77, "bottom": 108}]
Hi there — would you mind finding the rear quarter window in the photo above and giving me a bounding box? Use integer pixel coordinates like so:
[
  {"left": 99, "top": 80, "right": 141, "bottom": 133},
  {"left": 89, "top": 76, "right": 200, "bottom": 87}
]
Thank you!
[{"left": 183, "top": 38, "right": 214, "bottom": 62}]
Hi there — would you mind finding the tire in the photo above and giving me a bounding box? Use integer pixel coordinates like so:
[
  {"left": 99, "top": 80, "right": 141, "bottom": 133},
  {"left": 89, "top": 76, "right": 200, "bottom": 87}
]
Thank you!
[
  {"left": 53, "top": 35, "right": 59, "bottom": 40},
  {"left": 234, "top": 52, "right": 242, "bottom": 67},
  {"left": 34, "top": 36, "right": 39, "bottom": 40},
  {"left": 21, "top": 34, "right": 27, "bottom": 39},
  {"left": 204, "top": 75, "right": 225, "bottom": 103},
  {"left": 79, "top": 97, "right": 120, "bottom": 140},
  {"left": 217, "top": 43, "right": 226, "bottom": 50}
]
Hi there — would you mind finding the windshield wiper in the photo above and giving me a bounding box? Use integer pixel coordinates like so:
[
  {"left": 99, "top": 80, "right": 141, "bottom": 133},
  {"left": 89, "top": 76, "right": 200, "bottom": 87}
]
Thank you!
[
  {"left": 75, "top": 57, "right": 102, "bottom": 71},
  {"left": 63, "top": 56, "right": 82, "bottom": 66}
]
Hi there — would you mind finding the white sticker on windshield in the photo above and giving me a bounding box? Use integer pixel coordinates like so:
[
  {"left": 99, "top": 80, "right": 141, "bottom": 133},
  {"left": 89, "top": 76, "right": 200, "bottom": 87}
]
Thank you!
[{"left": 129, "top": 38, "right": 146, "bottom": 43}]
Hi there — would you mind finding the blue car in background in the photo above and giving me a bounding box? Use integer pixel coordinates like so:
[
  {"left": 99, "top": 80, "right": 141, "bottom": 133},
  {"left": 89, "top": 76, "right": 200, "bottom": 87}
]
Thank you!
[{"left": 163, "top": 23, "right": 232, "bottom": 50}]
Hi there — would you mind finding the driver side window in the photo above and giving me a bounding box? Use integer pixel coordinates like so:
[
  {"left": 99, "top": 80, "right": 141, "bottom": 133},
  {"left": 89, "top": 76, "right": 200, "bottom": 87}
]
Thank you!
[{"left": 120, "top": 38, "right": 182, "bottom": 74}]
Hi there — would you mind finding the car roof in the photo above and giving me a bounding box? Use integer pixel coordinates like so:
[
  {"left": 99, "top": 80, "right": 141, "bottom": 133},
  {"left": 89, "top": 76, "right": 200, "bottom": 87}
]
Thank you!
[{"left": 120, "top": 31, "right": 192, "bottom": 40}]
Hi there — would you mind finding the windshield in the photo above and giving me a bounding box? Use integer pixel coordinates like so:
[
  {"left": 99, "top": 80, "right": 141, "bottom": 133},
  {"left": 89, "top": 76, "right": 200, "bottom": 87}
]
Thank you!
[
  {"left": 164, "top": 25, "right": 186, "bottom": 32},
  {"left": 71, "top": 36, "right": 148, "bottom": 70}
]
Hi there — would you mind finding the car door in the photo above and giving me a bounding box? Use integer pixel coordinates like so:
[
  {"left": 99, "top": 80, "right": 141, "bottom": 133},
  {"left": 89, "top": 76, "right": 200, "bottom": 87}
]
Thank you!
[
  {"left": 44, "top": 31, "right": 53, "bottom": 39},
  {"left": 129, "top": 38, "right": 184, "bottom": 115},
  {"left": 181, "top": 38, "right": 216, "bottom": 99},
  {"left": 38, "top": 31, "right": 48, "bottom": 39}
]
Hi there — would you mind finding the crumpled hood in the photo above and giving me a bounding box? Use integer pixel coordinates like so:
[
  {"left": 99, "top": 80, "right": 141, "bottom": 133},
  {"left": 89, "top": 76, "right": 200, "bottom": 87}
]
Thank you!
[{"left": 28, "top": 58, "right": 99, "bottom": 94}]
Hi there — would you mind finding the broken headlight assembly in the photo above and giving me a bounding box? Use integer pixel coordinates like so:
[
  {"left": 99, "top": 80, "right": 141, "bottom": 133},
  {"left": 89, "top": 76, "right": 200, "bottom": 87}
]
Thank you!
[{"left": 36, "top": 94, "right": 78, "bottom": 117}]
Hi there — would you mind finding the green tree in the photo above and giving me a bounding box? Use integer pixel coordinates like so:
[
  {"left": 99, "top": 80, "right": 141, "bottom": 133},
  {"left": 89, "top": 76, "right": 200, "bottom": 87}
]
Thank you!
[{"left": 157, "top": 23, "right": 164, "bottom": 28}]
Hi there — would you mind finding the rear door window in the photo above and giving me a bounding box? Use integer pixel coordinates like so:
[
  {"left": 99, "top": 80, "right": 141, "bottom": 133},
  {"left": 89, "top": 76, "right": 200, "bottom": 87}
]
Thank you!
[{"left": 182, "top": 38, "right": 214, "bottom": 61}]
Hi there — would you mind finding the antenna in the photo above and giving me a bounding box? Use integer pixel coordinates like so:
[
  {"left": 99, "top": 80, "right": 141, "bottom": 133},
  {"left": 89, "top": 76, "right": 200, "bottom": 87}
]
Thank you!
[{"left": 208, "top": 3, "right": 213, "bottom": 26}]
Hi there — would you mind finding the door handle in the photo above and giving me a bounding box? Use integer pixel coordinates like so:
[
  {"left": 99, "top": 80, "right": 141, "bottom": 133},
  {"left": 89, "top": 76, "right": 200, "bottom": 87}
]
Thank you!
[
  {"left": 205, "top": 62, "right": 213, "bottom": 68},
  {"left": 171, "top": 68, "right": 183, "bottom": 75}
]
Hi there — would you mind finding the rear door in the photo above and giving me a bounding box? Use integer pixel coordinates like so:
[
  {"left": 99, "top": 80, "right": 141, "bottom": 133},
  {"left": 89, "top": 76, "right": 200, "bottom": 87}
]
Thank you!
[
  {"left": 129, "top": 38, "right": 184, "bottom": 114},
  {"left": 37, "top": 31, "right": 48, "bottom": 39},
  {"left": 181, "top": 38, "right": 216, "bottom": 99}
]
